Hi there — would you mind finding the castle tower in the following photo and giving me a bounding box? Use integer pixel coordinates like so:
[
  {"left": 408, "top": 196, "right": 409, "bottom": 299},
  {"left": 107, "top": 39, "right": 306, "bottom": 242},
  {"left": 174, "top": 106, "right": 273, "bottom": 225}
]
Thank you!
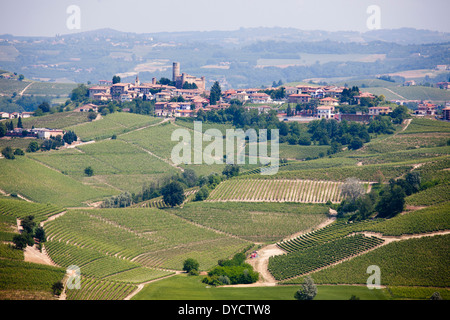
[{"left": 173, "top": 62, "right": 180, "bottom": 82}]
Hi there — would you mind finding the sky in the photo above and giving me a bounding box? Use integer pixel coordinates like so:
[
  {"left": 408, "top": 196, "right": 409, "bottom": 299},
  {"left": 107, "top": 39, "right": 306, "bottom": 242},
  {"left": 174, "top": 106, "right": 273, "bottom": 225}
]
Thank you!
[{"left": 0, "top": 0, "right": 449, "bottom": 37}]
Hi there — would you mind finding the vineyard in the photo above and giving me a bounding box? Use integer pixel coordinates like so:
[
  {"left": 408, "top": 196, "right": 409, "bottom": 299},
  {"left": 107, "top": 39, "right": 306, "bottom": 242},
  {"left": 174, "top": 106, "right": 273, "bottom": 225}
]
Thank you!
[
  {"left": 207, "top": 179, "right": 348, "bottom": 203},
  {"left": 64, "top": 276, "right": 137, "bottom": 300},
  {"left": 284, "top": 235, "right": 450, "bottom": 288},
  {"left": 171, "top": 202, "right": 328, "bottom": 242},
  {"left": 0, "top": 198, "right": 64, "bottom": 223},
  {"left": 277, "top": 219, "right": 384, "bottom": 253},
  {"left": 44, "top": 208, "right": 251, "bottom": 271},
  {"left": 269, "top": 234, "right": 384, "bottom": 281}
]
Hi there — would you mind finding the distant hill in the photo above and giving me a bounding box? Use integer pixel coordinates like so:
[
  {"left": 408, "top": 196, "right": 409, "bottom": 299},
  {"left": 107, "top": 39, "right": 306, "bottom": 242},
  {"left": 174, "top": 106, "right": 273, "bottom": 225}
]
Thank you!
[{"left": 1, "top": 27, "right": 449, "bottom": 88}]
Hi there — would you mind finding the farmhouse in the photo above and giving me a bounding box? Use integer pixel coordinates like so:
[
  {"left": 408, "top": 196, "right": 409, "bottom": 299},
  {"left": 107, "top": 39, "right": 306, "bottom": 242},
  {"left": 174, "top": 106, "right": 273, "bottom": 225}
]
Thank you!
[{"left": 74, "top": 104, "right": 99, "bottom": 112}]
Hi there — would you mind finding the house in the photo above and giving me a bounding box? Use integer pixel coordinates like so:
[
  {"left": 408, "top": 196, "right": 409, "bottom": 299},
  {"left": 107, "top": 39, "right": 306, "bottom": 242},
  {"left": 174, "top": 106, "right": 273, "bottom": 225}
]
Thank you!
[
  {"left": 246, "top": 105, "right": 272, "bottom": 114},
  {"left": 89, "top": 86, "right": 110, "bottom": 99},
  {"left": 176, "top": 109, "right": 195, "bottom": 117},
  {"left": 93, "top": 92, "right": 112, "bottom": 101},
  {"left": 98, "top": 80, "right": 112, "bottom": 86},
  {"left": 20, "top": 112, "right": 34, "bottom": 118},
  {"left": 310, "top": 88, "right": 326, "bottom": 99},
  {"left": 285, "top": 87, "right": 299, "bottom": 96},
  {"left": 316, "top": 106, "right": 335, "bottom": 119},
  {"left": 319, "top": 97, "right": 339, "bottom": 106},
  {"left": 369, "top": 106, "right": 391, "bottom": 116},
  {"left": 31, "top": 128, "right": 65, "bottom": 139},
  {"left": 288, "top": 94, "right": 311, "bottom": 104},
  {"left": 120, "top": 93, "right": 133, "bottom": 102},
  {"left": 110, "top": 83, "right": 131, "bottom": 98},
  {"left": 155, "top": 91, "right": 172, "bottom": 102},
  {"left": 249, "top": 92, "right": 271, "bottom": 104},
  {"left": 74, "top": 104, "right": 99, "bottom": 112},
  {"left": 416, "top": 103, "right": 437, "bottom": 115},
  {"left": 1, "top": 112, "right": 10, "bottom": 119},
  {"left": 403, "top": 80, "right": 416, "bottom": 86}
]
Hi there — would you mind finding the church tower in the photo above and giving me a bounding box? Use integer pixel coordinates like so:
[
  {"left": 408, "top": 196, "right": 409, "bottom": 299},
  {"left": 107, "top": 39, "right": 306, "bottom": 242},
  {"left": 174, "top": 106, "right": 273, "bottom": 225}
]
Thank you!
[{"left": 135, "top": 74, "right": 140, "bottom": 87}]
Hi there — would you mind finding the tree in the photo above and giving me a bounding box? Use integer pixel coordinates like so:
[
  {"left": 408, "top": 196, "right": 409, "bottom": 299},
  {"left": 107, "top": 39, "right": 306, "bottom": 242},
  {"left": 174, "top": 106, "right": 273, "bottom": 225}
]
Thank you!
[
  {"left": 21, "top": 215, "right": 36, "bottom": 234},
  {"left": 70, "top": 84, "right": 89, "bottom": 102},
  {"left": 341, "top": 178, "right": 365, "bottom": 202},
  {"left": 14, "top": 148, "right": 24, "bottom": 156},
  {"left": 12, "top": 234, "right": 29, "bottom": 250},
  {"left": 161, "top": 181, "right": 185, "bottom": 207},
  {"left": 294, "top": 276, "right": 317, "bottom": 300},
  {"left": 112, "top": 75, "right": 121, "bottom": 84},
  {"left": 37, "top": 101, "right": 51, "bottom": 113},
  {"left": 390, "top": 105, "right": 410, "bottom": 124},
  {"left": 52, "top": 281, "right": 64, "bottom": 296},
  {"left": 27, "top": 141, "right": 40, "bottom": 153},
  {"left": 88, "top": 112, "right": 98, "bottom": 121},
  {"left": 183, "top": 258, "right": 199, "bottom": 273},
  {"left": 376, "top": 184, "right": 405, "bottom": 218},
  {"left": 349, "top": 137, "right": 363, "bottom": 150},
  {"left": 222, "top": 164, "right": 240, "bottom": 178},
  {"left": 35, "top": 226, "right": 46, "bottom": 243},
  {"left": 209, "top": 81, "right": 222, "bottom": 105},
  {"left": 17, "top": 116, "right": 23, "bottom": 128},
  {"left": 2, "top": 146, "right": 15, "bottom": 159},
  {"left": 63, "top": 130, "right": 78, "bottom": 145},
  {"left": 84, "top": 166, "right": 94, "bottom": 177}
]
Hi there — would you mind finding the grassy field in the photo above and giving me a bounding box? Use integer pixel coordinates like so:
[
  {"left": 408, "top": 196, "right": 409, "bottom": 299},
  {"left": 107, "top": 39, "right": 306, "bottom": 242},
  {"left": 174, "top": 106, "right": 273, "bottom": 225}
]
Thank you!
[{"left": 132, "top": 274, "right": 390, "bottom": 300}]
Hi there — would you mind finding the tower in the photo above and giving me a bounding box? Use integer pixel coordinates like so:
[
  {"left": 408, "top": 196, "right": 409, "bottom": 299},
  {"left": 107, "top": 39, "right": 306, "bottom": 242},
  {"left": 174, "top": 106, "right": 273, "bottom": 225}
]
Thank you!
[
  {"left": 135, "top": 74, "right": 140, "bottom": 86},
  {"left": 173, "top": 62, "right": 180, "bottom": 82}
]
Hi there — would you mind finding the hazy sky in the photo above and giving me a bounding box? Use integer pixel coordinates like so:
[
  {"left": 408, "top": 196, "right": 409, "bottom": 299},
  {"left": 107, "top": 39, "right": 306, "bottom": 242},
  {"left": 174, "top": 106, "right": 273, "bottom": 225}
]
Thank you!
[{"left": 0, "top": 0, "right": 449, "bottom": 36}]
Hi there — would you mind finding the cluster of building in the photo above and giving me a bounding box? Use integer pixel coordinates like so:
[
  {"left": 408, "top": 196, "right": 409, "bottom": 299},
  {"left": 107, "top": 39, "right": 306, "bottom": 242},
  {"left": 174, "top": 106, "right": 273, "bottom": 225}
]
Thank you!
[{"left": 88, "top": 62, "right": 206, "bottom": 104}]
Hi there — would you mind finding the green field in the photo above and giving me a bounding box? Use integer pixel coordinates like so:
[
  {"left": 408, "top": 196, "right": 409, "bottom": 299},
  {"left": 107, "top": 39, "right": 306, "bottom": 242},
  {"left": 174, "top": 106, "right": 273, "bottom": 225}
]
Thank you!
[{"left": 132, "top": 274, "right": 390, "bottom": 300}]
